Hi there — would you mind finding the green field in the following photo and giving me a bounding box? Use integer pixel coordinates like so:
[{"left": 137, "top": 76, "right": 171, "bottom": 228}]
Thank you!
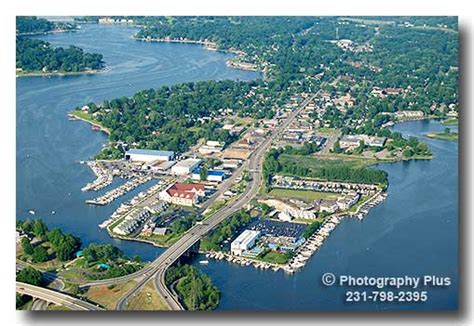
[
  {"left": 257, "top": 250, "right": 293, "bottom": 265},
  {"left": 269, "top": 188, "right": 339, "bottom": 202},
  {"left": 280, "top": 153, "right": 378, "bottom": 170},
  {"left": 441, "top": 118, "right": 458, "bottom": 125},
  {"left": 316, "top": 127, "right": 337, "bottom": 136},
  {"left": 69, "top": 110, "right": 110, "bottom": 134}
]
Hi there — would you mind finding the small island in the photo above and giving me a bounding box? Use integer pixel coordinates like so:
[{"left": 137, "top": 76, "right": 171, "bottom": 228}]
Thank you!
[
  {"left": 426, "top": 128, "right": 458, "bottom": 141},
  {"left": 16, "top": 16, "right": 105, "bottom": 77}
]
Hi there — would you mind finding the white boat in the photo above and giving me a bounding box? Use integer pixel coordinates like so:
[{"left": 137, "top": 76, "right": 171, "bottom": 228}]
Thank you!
[
  {"left": 28, "top": 210, "right": 35, "bottom": 215},
  {"left": 199, "top": 260, "right": 209, "bottom": 265}
]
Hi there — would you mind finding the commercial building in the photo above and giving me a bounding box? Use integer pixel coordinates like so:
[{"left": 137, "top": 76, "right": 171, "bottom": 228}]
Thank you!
[
  {"left": 159, "top": 183, "right": 206, "bottom": 207},
  {"left": 231, "top": 229, "right": 261, "bottom": 256},
  {"left": 339, "top": 135, "right": 386, "bottom": 149},
  {"left": 191, "top": 169, "right": 226, "bottom": 182},
  {"left": 198, "top": 141, "right": 225, "bottom": 155},
  {"left": 125, "top": 149, "right": 175, "bottom": 162},
  {"left": 171, "top": 158, "right": 201, "bottom": 175}
]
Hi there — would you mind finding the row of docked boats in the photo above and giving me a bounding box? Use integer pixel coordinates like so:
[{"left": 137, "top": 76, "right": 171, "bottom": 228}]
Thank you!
[
  {"left": 86, "top": 176, "right": 152, "bottom": 206},
  {"left": 205, "top": 252, "right": 282, "bottom": 272},
  {"left": 81, "top": 161, "right": 113, "bottom": 192},
  {"left": 98, "top": 182, "right": 166, "bottom": 229}
]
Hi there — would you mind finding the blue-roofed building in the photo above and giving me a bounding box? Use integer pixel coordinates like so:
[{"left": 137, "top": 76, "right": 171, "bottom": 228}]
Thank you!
[
  {"left": 191, "top": 168, "right": 226, "bottom": 182},
  {"left": 125, "top": 149, "right": 175, "bottom": 162}
]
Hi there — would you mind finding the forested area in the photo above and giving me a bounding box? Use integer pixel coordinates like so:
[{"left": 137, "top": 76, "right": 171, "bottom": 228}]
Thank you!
[
  {"left": 80, "top": 80, "right": 271, "bottom": 153},
  {"left": 17, "top": 37, "right": 104, "bottom": 73},
  {"left": 17, "top": 219, "right": 81, "bottom": 262},
  {"left": 165, "top": 264, "right": 220, "bottom": 310},
  {"left": 16, "top": 17, "right": 104, "bottom": 74},
  {"left": 17, "top": 16, "right": 78, "bottom": 35},
  {"left": 16, "top": 16, "right": 54, "bottom": 34},
  {"left": 262, "top": 148, "right": 388, "bottom": 186}
]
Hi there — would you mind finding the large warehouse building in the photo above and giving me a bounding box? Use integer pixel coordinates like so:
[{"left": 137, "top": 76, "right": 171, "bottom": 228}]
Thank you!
[
  {"left": 231, "top": 229, "right": 261, "bottom": 256},
  {"left": 171, "top": 158, "right": 202, "bottom": 175},
  {"left": 125, "top": 149, "right": 175, "bottom": 162}
]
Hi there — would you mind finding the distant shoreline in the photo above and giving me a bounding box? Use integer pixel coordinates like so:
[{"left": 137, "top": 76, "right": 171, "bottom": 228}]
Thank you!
[
  {"left": 16, "top": 67, "right": 110, "bottom": 78},
  {"left": 134, "top": 36, "right": 263, "bottom": 74},
  {"left": 16, "top": 28, "right": 78, "bottom": 37}
]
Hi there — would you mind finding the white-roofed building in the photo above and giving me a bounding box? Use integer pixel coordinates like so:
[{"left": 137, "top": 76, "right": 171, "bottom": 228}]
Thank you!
[
  {"left": 171, "top": 158, "right": 201, "bottom": 175},
  {"left": 231, "top": 230, "right": 261, "bottom": 256}
]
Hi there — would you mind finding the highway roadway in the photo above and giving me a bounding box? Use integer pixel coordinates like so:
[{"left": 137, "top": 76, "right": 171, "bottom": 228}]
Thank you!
[
  {"left": 78, "top": 93, "right": 319, "bottom": 310},
  {"left": 16, "top": 282, "right": 103, "bottom": 311}
]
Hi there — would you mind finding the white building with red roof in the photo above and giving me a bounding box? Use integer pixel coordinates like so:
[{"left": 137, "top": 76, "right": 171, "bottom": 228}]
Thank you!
[{"left": 159, "top": 183, "right": 206, "bottom": 207}]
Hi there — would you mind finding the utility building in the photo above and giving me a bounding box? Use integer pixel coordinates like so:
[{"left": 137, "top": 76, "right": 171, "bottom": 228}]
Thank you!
[
  {"left": 125, "top": 149, "right": 175, "bottom": 162},
  {"left": 231, "top": 230, "right": 261, "bottom": 256}
]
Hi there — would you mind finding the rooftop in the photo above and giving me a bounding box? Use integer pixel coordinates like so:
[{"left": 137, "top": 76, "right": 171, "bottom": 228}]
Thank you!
[{"left": 126, "top": 149, "right": 175, "bottom": 157}]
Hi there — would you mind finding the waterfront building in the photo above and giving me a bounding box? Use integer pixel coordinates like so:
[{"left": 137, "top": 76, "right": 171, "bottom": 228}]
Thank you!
[
  {"left": 278, "top": 209, "right": 316, "bottom": 222},
  {"left": 339, "top": 134, "right": 386, "bottom": 149},
  {"left": 171, "top": 158, "right": 202, "bottom": 175},
  {"left": 159, "top": 183, "right": 206, "bottom": 207},
  {"left": 336, "top": 192, "right": 361, "bottom": 210},
  {"left": 394, "top": 110, "right": 425, "bottom": 119},
  {"left": 231, "top": 230, "right": 261, "bottom": 256},
  {"left": 125, "top": 149, "right": 175, "bottom": 162},
  {"left": 319, "top": 200, "right": 339, "bottom": 213}
]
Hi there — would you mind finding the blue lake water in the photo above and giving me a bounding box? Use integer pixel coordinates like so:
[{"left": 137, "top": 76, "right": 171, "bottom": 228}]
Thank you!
[
  {"left": 17, "top": 24, "right": 458, "bottom": 311},
  {"left": 16, "top": 24, "right": 260, "bottom": 261},
  {"left": 193, "top": 120, "right": 459, "bottom": 311}
]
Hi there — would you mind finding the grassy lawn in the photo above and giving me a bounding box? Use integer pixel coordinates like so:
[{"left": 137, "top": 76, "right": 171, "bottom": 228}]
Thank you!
[
  {"left": 316, "top": 127, "right": 337, "bottom": 136},
  {"left": 293, "top": 217, "right": 325, "bottom": 224},
  {"left": 269, "top": 188, "right": 339, "bottom": 202},
  {"left": 69, "top": 110, "right": 110, "bottom": 133},
  {"left": 203, "top": 200, "right": 227, "bottom": 218},
  {"left": 125, "top": 281, "right": 169, "bottom": 311},
  {"left": 339, "top": 17, "right": 395, "bottom": 25},
  {"left": 143, "top": 232, "right": 182, "bottom": 247},
  {"left": 83, "top": 281, "right": 138, "bottom": 310},
  {"left": 348, "top": 195, "right": 370, "bottom": 213},
  {"left": 426, "top": 132, "right": 458, "bottom": 141},
  {"left": 257, "top": 251, "right": 293, "bottom": 265},
  {"left": 442, "top": 118, "right": 458, "bottom": 125},
  {"left": 281, "top": 153, "right": 379, "bottom": 171},
  {"left": 47, "top": 304, "right": 71, "bottom": 311}
]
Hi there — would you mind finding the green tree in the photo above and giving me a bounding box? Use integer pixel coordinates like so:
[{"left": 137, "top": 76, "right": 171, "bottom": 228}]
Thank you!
[
  {"left": 199, "top": 167, "right": 208, "bottom": 181},
  {"left": 32, "top": 219, "right": 48, "bottom": 239},
  {"left": 16, "top": 267, "right": 43, "bottom": 286},
  {"left": 31, "top": 246, "right": 48, "bottom": 263},
  {"left": 21, "top": 237, "right": 34, "bottom": 256},
  {"left": 403, "top": 147, "right": 414, "bottom": 158}
]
